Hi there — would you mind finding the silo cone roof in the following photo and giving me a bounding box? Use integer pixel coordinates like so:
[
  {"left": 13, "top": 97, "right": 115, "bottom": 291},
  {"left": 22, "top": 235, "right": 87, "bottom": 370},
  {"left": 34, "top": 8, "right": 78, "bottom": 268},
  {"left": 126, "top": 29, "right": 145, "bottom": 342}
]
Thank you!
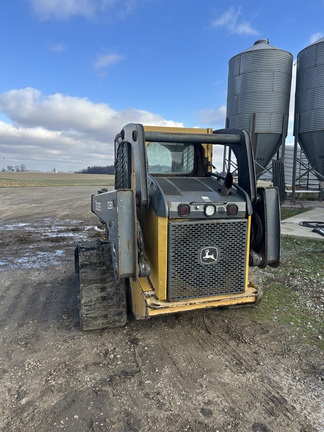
[{"left": 242, "top": 38, "right": 276, "bottom": 52}]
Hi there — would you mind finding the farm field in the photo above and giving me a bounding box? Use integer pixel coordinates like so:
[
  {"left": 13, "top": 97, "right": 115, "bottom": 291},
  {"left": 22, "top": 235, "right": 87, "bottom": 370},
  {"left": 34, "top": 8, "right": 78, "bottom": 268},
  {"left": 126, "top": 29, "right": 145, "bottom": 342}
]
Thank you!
[
  {"left": 0, "top": 171, "right": 114, "bottom": 188},
  {"left": 0, "top": 179, "right": 323, "bottom": 431}
]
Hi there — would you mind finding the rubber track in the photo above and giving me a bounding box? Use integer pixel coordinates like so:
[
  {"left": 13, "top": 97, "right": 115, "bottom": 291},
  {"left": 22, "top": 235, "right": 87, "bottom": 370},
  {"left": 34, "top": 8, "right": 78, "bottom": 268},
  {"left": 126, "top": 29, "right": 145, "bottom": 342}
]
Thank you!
[{"left": 75, "top": 240, "right": 127, "bottom": 330}]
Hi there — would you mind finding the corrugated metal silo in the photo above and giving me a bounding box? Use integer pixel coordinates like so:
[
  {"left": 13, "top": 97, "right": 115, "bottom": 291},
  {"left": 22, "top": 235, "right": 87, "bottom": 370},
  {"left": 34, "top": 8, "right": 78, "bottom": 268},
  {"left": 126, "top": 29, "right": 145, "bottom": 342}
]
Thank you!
[
  {"left": 226, "top": 39, "right": 293, "bottom": 178},
  {"left": 295, "top": 38, "right": 324, "bottom": 181}
]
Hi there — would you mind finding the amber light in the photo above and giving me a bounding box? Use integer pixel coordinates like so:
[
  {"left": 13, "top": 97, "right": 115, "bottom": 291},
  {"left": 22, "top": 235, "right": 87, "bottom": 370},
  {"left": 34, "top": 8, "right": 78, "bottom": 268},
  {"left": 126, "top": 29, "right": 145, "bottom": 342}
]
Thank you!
[{"left": 178, "top": 204, "right": 190, "bottom": 216}]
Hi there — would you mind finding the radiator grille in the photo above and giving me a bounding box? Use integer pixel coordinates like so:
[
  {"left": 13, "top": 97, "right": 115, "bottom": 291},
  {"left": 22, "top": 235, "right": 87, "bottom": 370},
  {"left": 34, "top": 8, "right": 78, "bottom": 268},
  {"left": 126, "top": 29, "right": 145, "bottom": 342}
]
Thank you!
[{"left": 168, "top": 220, "right": 248, "bottom": 300}]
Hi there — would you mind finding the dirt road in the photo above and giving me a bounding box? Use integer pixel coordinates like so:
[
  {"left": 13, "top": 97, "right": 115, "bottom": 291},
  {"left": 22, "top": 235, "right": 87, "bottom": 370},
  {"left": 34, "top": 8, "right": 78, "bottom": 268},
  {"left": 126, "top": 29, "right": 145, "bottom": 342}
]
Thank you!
[{"left": 0, "top": 187, "right": 323, "bottom": 431}]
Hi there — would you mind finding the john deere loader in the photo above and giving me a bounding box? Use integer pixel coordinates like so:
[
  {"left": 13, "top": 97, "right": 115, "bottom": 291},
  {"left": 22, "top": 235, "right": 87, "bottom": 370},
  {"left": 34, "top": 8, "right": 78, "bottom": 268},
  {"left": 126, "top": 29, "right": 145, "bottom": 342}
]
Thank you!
[{"left": 75, "top": 123, "right": 280, "bottom": 330}]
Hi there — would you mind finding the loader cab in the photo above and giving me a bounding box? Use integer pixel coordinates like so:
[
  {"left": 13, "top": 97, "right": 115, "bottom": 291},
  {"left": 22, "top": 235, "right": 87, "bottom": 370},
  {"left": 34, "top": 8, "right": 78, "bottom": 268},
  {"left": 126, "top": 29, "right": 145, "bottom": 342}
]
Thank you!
[{"left": 85, "top": 123, "right": 280, "bottom": 328}]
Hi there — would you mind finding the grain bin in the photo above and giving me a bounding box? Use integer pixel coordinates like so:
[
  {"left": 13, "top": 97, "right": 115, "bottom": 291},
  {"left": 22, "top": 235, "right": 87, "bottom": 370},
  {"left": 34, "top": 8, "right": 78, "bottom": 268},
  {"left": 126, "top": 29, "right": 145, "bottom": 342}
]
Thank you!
[
  {"left": 226, "top": 39, "right": 293, "bottom": 178},
  {"left": 295, "top": 38, "right": 324, "bottom": 181}
]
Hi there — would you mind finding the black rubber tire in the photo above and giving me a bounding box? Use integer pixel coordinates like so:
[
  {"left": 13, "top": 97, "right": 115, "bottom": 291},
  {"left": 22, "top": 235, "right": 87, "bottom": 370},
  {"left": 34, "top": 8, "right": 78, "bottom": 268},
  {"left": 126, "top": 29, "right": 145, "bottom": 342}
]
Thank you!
[{"left": 75, "top": 240, "right": 127, "bottom": 331}]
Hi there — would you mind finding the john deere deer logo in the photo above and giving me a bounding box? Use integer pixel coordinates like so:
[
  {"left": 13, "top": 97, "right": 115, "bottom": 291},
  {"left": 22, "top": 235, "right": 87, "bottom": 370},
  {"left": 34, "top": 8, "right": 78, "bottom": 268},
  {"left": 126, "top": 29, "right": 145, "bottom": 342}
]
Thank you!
[{"left": 200, "top": 247, "right": 219, "bottom": 264}]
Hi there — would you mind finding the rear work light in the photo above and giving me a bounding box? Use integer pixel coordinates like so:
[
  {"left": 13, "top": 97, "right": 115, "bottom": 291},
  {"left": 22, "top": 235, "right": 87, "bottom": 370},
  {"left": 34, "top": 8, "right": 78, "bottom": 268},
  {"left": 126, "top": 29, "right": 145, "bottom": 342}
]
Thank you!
[{"left": 204, "top": 204, "right": 216, "bottom": 217}]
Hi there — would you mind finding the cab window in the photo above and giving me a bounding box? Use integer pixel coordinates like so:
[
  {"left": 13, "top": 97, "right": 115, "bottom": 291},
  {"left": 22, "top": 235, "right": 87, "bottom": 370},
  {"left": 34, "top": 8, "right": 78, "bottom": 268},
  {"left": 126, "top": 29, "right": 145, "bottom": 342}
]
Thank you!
[{"left": 146, "top": 142, "right": 195, "bottom": 174}]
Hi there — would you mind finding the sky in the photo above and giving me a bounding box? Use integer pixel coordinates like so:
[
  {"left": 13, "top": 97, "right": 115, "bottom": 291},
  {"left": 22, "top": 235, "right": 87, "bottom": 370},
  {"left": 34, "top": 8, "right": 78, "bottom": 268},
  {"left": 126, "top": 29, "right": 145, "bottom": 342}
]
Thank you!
[{"left": 0, "top": 0, "right": 324, "bottom": 172}]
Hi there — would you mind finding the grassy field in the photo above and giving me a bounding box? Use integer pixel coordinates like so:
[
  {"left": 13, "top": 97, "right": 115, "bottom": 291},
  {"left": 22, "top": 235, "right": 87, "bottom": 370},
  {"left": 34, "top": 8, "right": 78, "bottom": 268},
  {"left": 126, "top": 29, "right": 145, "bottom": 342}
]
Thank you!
[
  {"left": 0, "top": 172, "right": 115, "bottom": 188},
  {"left": 280, "top": 206, "right": 310, "bottom": 220},
  {"left": 251, "top": 235, "right": 324, "bottom": 350}
]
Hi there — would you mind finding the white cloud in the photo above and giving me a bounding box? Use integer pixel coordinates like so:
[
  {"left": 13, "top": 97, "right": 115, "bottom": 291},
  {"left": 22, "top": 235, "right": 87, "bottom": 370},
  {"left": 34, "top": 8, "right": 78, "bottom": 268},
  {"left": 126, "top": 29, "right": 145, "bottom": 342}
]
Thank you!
[
  {"left": 196, "top": 106, "right": 226, "bottom": 127},
  {"left": 195, "top": 106, "right": 227, "bottom": 170},
  {"left": 50, "top": 43, "right": 66, "bottom": 52},
  {"left": 308, "top": 33, "right": 324, "bottom": 45},
  {"left": 93, "top": 53, "right": 124, "bottom": 70},
  {"left": 212, "top": 7, "right": 259, "bottom": 36},
  {"left": 0, "top": 88, "right": 183, "bottom": 171},
  {"left": 30, "top": 0, "right": 140, "bottom": 20},
  {"left": 30, "top": 0, "right": 96, "bottom": 20}
]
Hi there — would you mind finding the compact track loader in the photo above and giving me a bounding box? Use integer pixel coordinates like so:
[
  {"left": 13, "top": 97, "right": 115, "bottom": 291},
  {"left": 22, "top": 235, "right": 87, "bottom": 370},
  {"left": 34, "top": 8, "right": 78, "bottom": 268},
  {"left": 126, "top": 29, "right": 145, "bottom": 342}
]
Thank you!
[{"left": 75, "top": 123, "right": 280, "bottom": 330}]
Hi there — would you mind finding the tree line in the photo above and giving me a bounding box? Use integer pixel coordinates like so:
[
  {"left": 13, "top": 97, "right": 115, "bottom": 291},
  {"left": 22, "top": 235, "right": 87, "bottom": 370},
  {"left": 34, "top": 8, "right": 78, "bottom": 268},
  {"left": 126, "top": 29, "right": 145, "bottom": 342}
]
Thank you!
[
  {"left": 78, "top": 165, "right": 115, "bottom": 174},
  {"left": 2, "top": 164, "right": 27, "bottom": 172}
]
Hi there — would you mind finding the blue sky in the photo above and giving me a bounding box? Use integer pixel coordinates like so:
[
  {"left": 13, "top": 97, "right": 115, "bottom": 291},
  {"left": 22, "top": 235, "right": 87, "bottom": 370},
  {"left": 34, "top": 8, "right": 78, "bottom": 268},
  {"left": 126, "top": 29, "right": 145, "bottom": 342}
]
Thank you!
[{"left": 0, "top": 0, "right": 324, "bottom": 172}]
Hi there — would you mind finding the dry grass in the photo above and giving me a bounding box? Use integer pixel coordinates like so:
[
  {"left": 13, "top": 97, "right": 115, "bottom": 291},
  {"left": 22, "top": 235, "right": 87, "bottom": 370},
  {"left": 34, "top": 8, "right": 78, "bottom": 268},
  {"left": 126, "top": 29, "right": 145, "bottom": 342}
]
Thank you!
[{"left": 0, "top": 172, "right": 114, "bottom": 188}]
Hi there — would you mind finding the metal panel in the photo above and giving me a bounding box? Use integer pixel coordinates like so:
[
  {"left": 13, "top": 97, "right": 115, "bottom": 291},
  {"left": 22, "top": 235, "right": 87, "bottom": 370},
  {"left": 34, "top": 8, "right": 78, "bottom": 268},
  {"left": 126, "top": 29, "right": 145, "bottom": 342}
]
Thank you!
[
  {"left": 91, "top": 190, "right": 137, "bottom": 279},
  {"left": 167, "top": 220, "right": 247, "bottom": 300},
  {"left": 295, "top": 38, "right": 324, "bottom": 180}
]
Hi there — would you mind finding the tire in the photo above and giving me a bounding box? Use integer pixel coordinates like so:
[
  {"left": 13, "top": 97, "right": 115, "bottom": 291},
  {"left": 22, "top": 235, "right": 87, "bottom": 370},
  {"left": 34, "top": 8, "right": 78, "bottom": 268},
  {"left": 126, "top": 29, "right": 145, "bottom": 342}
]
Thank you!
[{"left": 75, "top": 240, "right": 127, "bottom": 331}]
